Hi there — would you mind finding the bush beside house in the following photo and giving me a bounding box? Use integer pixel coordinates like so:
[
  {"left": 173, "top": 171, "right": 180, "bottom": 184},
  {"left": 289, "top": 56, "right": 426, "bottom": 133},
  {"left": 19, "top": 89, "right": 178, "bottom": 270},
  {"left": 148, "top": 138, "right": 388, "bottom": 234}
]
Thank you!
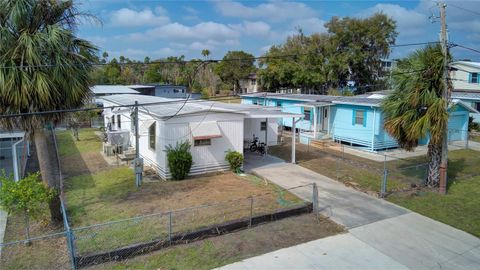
[
  {"left": 225, "top": 150, "right": 243, "bottom": 173},
  {"left": 165, "top": 141, "right": 193, "bottom": 180}
]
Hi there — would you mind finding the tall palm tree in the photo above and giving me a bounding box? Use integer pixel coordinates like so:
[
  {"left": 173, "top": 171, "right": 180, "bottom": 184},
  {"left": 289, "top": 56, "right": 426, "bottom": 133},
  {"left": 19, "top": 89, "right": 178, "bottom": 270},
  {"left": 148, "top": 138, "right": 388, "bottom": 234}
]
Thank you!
[
  {"left": 201, "top": 49, "right": 210, "bottom": 60},
  {"left": 382, "top": 44, "right": 450, "bottom": 187},
  {"left": 0, "top": 0, "right": 97, "bottom": 222}
]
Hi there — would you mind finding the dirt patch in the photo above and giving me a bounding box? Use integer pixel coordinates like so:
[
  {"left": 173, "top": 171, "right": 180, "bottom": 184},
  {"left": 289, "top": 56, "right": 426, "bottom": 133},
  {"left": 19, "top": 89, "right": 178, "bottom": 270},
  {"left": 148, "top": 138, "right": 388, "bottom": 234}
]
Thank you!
[
  {"left": 88, "top": 214, "right": 345, "bottom": 270},
  {"left": 61, "top": 151, "right": 110, "bottom": 178}
]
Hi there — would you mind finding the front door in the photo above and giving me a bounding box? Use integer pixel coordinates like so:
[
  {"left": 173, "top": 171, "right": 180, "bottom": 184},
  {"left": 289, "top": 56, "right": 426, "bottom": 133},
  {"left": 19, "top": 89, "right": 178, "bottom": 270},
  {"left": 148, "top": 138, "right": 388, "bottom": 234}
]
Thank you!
[{"left": 321, "top": 107, "right": 329, "bottom": 131}]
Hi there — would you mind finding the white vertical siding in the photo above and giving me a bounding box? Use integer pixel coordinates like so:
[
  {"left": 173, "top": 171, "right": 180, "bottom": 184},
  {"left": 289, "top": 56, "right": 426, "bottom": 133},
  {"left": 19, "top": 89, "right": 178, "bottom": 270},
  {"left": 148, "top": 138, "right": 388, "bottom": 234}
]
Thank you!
[{"left": 243, "top": 118, "right": 279, "bottom": 146}]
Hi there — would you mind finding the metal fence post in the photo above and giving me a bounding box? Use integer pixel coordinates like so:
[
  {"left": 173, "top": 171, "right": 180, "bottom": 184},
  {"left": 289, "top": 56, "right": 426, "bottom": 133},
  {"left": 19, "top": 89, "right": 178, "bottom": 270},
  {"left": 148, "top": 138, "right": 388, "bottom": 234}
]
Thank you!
[
  {"left": 381, "top": 154, "right": 387, "bottom": 198},
  {"left": 66, "top": 229, "right": 76, "bottom": 270},
  {"left": 312, "top": 183, "right": 318, "bottom": 214},
  {"left": 168, "top": 211, "right": 172, "bottom": 243},
  {"left": 249, "top": 197, "right": 254, "bottom": 228}
]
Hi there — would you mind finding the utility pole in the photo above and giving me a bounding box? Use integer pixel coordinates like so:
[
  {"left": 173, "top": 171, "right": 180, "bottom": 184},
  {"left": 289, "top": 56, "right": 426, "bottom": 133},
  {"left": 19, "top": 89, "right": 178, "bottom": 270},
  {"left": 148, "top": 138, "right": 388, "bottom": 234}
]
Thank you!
[
  {"left": 134, "top": 101, "right": 143, "bottom": 187},
  {"left": 439, "top": 2, "right": 449, "bottom": 195}
]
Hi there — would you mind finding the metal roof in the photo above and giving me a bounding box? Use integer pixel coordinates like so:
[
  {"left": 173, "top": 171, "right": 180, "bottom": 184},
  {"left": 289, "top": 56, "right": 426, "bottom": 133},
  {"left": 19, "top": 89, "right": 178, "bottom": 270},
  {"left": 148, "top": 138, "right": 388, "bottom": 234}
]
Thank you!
[
  {"left": 100, "top": 94, "right": 302, "bottom": 119},
  {"left": 90, "top": 85, "right": 140, "bottom": 95},
  {"left": 451, "top": 61, "right": 480, "bottom": 70},
  {"left": 242, "top": 92, "right": 383, "bottom": 107},
  {"left": 452, "top": 91, "right": 480, "bottom": 100}
]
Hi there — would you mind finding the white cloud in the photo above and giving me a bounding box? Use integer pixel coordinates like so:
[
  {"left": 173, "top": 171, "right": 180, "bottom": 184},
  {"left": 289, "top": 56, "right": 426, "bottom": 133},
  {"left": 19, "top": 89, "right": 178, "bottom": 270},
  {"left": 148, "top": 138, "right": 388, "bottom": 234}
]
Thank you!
[
  {"left": 361, "top": 4, "right": 428, "bottom": 38},
  {"left": 230, "top": 21, "right": 272, "bottom": 37},
  {"left": 126, "top": 21, "right": 240, "bottom": 42},
  {"left": 110, "top": 7, "right": 170, "bottom": 27},
  {"left": 290, "top": 18, "right": 327, "bottom": 35},
  {"left": 213, "top": 0, "right": 316, "bottom": 22}
]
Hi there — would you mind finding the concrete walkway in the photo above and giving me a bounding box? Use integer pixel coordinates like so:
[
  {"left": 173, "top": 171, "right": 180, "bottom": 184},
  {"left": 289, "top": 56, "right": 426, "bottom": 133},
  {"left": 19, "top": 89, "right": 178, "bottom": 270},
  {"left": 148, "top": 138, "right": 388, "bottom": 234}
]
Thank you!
[{"left": 218, "top": 163, "right": 480, "bottom": 270}]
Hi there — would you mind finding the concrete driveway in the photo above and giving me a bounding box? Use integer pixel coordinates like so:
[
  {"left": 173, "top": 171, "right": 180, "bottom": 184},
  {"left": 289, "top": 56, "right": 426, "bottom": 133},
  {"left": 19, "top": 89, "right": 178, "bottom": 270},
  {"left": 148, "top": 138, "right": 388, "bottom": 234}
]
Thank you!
[{"left": 218, "top": 163, "right": 480, "bottom": 270}]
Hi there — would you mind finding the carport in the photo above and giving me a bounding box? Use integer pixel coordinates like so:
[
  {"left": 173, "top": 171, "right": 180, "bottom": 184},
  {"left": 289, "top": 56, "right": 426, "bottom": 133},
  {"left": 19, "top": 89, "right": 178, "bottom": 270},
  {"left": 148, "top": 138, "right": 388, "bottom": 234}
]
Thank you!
[{"left": 242, "top": 109, "right": 302, "bottom": 163}]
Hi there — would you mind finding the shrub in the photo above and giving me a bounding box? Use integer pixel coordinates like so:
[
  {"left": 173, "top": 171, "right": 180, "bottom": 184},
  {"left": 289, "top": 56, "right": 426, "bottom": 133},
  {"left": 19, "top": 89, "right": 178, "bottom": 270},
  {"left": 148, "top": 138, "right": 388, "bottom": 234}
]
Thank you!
[
  {"left": 225, "top": 150, "right": 244, "bottom": 173},
  {"left": 165, "top": 141, "right": 193, "bottom": 180},
  {"left": 468, "top": 116, "right": 480, "bottom": 131},
  {"left": 0, "top": 172, "right": 55, "bottom": 240}
]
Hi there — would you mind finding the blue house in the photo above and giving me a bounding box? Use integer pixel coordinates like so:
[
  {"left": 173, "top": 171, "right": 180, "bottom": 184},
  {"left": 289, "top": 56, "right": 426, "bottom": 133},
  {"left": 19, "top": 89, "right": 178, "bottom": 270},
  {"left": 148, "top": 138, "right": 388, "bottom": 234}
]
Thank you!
[{"left": 242, "top": 92, "right": 476, "bottom": 151}]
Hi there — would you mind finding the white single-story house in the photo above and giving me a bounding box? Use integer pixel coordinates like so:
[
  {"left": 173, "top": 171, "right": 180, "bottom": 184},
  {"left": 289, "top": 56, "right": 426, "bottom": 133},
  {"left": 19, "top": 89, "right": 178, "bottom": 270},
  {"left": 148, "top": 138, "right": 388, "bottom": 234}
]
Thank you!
[{"left": 100, "top": 94, "right": 301, "bottom": 179}]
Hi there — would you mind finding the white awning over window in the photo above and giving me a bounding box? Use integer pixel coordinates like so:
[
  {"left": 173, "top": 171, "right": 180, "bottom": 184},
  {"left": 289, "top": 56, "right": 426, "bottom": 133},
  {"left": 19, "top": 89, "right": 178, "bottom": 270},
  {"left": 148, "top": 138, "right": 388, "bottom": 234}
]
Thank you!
[{"left": 189, "top": 121, "right": 222, "bottom": 140}]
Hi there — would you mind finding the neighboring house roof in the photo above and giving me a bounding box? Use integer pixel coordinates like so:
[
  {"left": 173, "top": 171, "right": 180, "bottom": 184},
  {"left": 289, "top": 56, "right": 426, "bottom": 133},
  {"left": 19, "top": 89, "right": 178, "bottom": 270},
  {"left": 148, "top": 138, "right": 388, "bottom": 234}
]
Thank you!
[
  {"left": 128, "top": 84, "right": 155, "bottom": 89},
  {"left": 452, "top": 91, "right": 480, "bottom": 101},
  {"left": 242, "top": 93, "right": 384, "bottom": 107},
  {"left": 100, "top": 94, "right": 302, "bottom": 119},
  {"left": 451, "top": 61, "right": 480, "bottom": 70},
  {"left": 451, "top": 99, "right": 480, "bottom": 113},
  {"left": 90, "top": 85, "right": 139, "bottom": 95}
]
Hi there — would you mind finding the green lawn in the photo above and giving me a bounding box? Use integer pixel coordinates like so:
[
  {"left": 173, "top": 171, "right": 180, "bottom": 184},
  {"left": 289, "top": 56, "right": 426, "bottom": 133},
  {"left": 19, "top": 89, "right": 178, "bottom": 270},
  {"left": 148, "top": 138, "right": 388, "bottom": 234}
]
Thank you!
[
  {"left": 388, "top": 149, "right": 480, "bottom": 237},
  {"left": 270, "top": 143, "right": 480, "bottom": 237}
]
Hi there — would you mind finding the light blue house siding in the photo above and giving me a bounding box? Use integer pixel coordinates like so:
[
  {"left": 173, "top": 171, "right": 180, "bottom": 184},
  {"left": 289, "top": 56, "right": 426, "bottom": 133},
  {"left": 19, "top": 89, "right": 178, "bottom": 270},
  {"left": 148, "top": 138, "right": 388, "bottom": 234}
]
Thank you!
[
  {"left": 331, "top": 104, "right": 398, "bottom": 150},
  {"left": 242, "top": 97, "right": 314, "bottom": 131},
  {"left": 242, "top": 95, "right": 471, "bottom": 151}
]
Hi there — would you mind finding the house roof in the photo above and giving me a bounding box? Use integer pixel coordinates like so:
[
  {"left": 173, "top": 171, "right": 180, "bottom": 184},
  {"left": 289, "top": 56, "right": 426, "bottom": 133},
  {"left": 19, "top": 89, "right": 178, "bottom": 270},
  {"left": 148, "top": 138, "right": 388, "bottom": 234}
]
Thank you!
[
  {"left": 90, "top": 85, "right": 140, "bottom": 95},
  {"left": 452, "top": 91, "right": 480, "bottom": 101},
  {"left": 100, "top": 94, "right": 302, "bottom": 119},
  {"left": 451, "top": 61, "right": 480, "bottom": 70},
  {"left": 242, "top": 92, "right": 384, "bottom": 107}
]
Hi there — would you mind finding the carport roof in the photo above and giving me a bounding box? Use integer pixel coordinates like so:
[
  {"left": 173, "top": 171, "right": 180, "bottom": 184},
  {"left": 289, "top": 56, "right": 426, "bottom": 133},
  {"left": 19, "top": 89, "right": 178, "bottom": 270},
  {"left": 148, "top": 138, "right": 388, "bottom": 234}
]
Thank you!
[{"left": 243, "top": 110, "right": 303, "bottom": 118}]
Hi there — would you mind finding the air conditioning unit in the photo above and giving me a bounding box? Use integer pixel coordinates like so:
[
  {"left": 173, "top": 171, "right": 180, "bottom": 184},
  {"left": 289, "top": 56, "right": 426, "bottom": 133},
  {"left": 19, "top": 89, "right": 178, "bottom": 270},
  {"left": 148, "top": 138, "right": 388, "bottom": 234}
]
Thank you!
[{"left": 107, "top": 130, "right": 130, "bottom": 149}]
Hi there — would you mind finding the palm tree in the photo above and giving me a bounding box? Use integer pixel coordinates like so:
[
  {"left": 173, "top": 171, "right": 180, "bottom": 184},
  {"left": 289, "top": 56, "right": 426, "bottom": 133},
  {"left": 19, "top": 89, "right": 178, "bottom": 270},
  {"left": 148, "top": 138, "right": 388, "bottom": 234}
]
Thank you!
[
  {"left": 0, "top": 0, "right": 97, "bottom": 222},
  {"left": 201, "top": 49, "right": 211, "bottom": 60},
  {"left": 382, "top": 44, "right": 450, "bottom": 187}
]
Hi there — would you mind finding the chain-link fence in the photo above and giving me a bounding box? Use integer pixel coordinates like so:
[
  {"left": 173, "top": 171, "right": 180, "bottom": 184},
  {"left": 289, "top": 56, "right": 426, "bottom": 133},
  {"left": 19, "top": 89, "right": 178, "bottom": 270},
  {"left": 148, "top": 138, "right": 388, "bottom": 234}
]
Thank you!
[
  {"left": 2, "top": 183, "right": 315, "bottom": 269},
  {"left": 269, "top": 137, "right": 431, "bottom": 197},
  {"left": 0, "top": 231, "right": 72, "bottom": 270},
  {"left": 72, "top": 184, "right": 313, "bottom": 268}
]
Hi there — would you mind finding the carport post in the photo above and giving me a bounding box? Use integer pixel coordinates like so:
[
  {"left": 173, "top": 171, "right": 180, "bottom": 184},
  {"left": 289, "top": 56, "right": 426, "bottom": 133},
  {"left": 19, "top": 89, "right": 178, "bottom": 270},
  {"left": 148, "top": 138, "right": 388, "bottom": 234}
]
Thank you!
[
  {"left": 292, "top": 117, "right": 296, "bottom": 164},
  {"left": 265, "top": 117, "right": 268, "bottom": 155}
]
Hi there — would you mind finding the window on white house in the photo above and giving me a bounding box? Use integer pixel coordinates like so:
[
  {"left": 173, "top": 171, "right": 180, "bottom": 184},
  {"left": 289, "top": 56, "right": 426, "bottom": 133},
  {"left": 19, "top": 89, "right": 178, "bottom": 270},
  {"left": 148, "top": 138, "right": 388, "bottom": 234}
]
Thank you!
[
  {"left": 194, "top": 139, "right": 211, "bottom": 146},
  {"left": 117, "top": 115, "right": 121, "bottom": 129},
  {"left": 111, "top": 115, "right": 115, "bottom": 126},
  {"left": 260, "top": 121, "right": 267, "bottom": 131},
  {"left": 148, "top": 122, "right": 156, "bottom": 150},
  {"left": 251, "top": 79, "right": 257, "bottom": 86},
  {"left": 354, "top": 110, "right": 365, "bottom": 125},
  {"left": 471, "top": 73, "right": 479, "bottom": 83},
  {"left": 304, "top": 108, "right": 311, "bottom": 121}
]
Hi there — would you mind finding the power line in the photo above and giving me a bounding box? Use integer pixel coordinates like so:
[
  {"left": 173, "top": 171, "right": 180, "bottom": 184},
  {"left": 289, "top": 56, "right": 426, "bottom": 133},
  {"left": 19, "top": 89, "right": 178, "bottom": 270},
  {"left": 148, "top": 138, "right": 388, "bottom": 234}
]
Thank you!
[
  {"left": 0, "top": 42, "right": 439, "bottom": 70},
  {"left": 448, "top": 3, "right": 480, "bottom": 17},
  {"left": 450, "top": 43, "right": 480, "bottom": 55}
]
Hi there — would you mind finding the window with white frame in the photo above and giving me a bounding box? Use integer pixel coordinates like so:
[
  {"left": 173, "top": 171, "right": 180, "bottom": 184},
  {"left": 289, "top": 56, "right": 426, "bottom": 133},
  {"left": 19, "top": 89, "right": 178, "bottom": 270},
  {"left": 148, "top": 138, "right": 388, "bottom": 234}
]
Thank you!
[
  {"left": 148, "top": 122, "right": 156, "bottom": 150},
  {"left": 354, "top": 110, "right": 365, "bottom": 125},
  {"left": 251, "top": 79, "right": 257, "bottom": 86},
  {"left": 194, "top": 138, "right": 211, "bottom": 146}
]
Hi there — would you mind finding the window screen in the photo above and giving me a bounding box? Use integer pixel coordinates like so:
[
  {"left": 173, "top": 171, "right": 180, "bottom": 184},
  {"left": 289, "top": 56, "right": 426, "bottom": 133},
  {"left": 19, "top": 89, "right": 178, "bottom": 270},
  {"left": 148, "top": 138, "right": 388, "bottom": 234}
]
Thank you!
[
  {"left": 149, "top": 122, "right": 156, "bottom": 150},
  {"left": 354, "top": 110, "right": 365, "bottom": 125},
  {"left": 194, "top": 139, "right": 211, "bottom": 146}
]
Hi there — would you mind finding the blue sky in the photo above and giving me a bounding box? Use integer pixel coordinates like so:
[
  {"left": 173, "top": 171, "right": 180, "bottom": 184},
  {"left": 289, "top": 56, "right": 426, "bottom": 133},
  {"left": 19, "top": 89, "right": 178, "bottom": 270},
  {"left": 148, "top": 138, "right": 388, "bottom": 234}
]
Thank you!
[{"left": 78, "top": 0, "right": 480, "bottom": 61}]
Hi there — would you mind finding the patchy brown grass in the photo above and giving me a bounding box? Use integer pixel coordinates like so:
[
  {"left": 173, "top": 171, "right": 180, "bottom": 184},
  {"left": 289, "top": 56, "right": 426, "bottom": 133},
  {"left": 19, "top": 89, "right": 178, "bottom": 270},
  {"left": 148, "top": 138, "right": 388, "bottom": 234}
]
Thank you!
[{"left": 88, "top": 214, "right": 345, "bottom": 270}]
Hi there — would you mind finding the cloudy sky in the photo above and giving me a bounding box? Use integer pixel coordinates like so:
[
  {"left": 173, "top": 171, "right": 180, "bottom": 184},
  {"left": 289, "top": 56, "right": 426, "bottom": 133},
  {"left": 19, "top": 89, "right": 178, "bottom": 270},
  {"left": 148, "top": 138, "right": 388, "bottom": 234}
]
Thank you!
[{"left": 78, "top": 0, "right": 480, "bottom": 61}]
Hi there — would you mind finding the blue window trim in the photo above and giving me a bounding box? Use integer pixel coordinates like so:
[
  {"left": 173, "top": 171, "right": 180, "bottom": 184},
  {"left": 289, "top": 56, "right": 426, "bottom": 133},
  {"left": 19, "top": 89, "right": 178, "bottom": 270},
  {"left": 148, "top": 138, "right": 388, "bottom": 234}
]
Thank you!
[
  {"left": 352, "top": 109, "right": 367, "bottom": 127},
  {"left": 469, "top": 72, "right": 479, "bottom": 84}
]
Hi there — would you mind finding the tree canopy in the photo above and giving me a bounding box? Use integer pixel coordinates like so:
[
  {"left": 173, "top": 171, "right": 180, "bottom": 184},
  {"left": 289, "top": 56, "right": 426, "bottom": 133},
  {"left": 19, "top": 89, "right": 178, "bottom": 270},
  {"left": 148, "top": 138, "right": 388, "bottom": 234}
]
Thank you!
[
  {"left": 214, "top": 51, "right": 256, "bottom": 93},
  {"left": 260, "top": 13, "right": 397, "bottom": 93}
]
